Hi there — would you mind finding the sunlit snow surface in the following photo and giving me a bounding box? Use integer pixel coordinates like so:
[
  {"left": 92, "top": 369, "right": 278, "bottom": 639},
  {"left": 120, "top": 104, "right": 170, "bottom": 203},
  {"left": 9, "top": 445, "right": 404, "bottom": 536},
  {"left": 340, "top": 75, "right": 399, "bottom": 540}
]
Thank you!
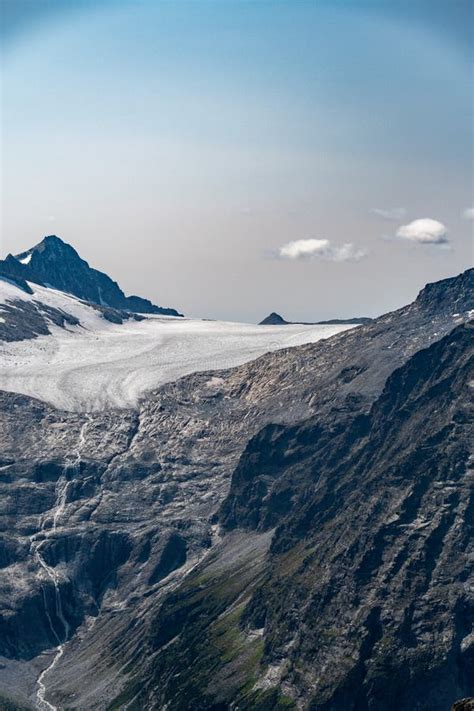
[{"left": 0, "top": 280, "right": 355, "bottom": 412}]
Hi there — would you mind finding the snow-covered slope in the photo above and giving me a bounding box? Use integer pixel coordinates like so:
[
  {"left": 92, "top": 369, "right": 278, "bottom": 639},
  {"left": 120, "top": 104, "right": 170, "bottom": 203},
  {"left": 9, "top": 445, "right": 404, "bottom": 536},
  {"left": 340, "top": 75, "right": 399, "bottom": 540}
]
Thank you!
[
  {"left": 0, "top": 274, "right": 108, "bottom": 329},
  {"left": 0, "top": 279, "right": 355, "bottom": 411}
]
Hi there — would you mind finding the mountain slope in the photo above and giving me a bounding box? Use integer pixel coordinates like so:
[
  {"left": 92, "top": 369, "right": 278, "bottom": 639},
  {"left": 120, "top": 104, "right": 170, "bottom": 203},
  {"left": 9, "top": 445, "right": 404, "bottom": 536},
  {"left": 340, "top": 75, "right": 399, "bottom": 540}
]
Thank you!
[
  {"left": 0, "top": 273, "right": 146, "bottom": 344},
  {"left": 1, "top": 235, "right": 181, "bottom": 316},
  {"left": 129, "top": 323, "right": 473, "bottom": 711},
  {"left": 259, "top": 312, "right": 289, "bottom": 325},
  {"left": 0, "top": 269, "right": 472, "bottom": 709}
]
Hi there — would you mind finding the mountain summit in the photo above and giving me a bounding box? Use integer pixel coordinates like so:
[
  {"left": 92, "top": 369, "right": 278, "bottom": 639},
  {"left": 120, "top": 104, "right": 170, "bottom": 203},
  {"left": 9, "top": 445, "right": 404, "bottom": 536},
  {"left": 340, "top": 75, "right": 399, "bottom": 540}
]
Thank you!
[
  {"left": 1, "top": 235, "right": 182, "bottom": 316},
  {"left": 259, "top": 311, "right": 289, "bottom": 325}
]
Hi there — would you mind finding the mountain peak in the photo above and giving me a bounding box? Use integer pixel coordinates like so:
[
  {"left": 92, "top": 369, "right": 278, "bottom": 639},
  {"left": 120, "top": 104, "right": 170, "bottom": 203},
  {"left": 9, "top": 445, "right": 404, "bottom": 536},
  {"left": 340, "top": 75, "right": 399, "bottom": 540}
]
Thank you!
[
  {"left": 37, "top": 234, "right": 75, "bottom": 252},
  {"left": 40, "top": 234, "right": 66, "bottom": 245},
  {"left": 15, "top": 234, "right": 81, "bottom": 264},
  {"left": 259, "top": 312, "right": 288, "bottom": 325},
  {"left": 4, "top": 235, "right": 182, "bottom": 316}
]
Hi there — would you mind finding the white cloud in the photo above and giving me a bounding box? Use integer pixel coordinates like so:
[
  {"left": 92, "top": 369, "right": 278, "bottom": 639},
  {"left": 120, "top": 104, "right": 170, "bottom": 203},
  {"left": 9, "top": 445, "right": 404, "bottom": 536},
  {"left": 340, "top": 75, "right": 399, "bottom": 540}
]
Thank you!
[
  {"left": 462, "top": 207, "right": 474, "bottom": 220},
  {"left": 278, "top": 238, "right": 367, "bottom": 262},
  {"left": 370, "top": 207, "right": 407, "bottom": 221},
  {"left": 396, "top": 218, "right": 449, "bottom": 245}
]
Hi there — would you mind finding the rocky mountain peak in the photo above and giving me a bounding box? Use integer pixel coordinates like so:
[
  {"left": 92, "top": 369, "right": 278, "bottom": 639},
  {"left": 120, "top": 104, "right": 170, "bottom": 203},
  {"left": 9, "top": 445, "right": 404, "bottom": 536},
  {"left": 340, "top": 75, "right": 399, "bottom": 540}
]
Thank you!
[
  {"left": 2, "top": 234, "right": 182, "bottom": 316},
  {"left": 26, "top": 234, "right": 71, "bottom": 252},
  {"left": 15, "top": 236, "right": 88, "bottom": 276}
]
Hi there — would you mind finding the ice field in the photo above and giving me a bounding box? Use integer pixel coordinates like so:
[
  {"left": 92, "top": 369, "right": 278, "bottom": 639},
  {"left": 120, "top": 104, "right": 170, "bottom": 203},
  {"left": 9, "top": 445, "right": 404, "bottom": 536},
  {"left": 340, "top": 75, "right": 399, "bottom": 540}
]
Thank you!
[{"left": 0, "top": 279, "right": 355, "bottom": 411}]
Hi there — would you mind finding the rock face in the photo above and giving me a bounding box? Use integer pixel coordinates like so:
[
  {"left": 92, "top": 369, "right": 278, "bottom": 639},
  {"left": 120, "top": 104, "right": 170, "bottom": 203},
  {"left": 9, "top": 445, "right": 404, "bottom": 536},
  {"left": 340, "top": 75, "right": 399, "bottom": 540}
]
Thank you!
[
  {"left": 219, "top": 324, "right": 473, "bottom": 710},
  {"left": 115, "top": 322, "right": 473, "bottom": 711},
  {"left": 1, "top": 235, "right": 181, "bottom": 316},
  {"left": 0, "top": 268, "right": 472, "bottom": 710}
]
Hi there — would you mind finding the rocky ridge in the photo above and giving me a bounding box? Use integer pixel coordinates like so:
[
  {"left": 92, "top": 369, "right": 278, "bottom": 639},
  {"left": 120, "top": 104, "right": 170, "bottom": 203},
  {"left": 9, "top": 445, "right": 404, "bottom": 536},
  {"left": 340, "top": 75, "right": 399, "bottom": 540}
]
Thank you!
[{"left": 1, "top": 235, "right": 181, "bottom": 316}]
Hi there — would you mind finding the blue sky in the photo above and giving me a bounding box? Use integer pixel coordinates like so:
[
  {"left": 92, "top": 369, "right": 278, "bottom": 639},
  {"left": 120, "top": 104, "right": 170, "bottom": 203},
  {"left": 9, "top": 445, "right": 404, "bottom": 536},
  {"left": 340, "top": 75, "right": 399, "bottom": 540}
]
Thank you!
[{"left": 1, "top": 0, "right": 472, "bottom": 321}]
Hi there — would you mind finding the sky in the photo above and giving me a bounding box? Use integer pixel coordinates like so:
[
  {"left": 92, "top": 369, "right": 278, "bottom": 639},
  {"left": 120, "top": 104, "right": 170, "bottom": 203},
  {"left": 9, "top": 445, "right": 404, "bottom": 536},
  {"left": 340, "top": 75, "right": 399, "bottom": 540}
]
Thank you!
[{"left": 1, "top": 0, "right": 472, "bottom": 322}]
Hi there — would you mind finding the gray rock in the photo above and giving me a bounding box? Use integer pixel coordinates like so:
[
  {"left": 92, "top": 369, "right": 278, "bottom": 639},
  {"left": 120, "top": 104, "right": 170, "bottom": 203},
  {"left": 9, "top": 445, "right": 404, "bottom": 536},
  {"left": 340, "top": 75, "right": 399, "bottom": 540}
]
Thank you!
[
  {"left": 4, "top": 235, "right": 182, "bottom": 316},
  {"left": 0, "top": 268, "right": 472, "bottom": 709}
]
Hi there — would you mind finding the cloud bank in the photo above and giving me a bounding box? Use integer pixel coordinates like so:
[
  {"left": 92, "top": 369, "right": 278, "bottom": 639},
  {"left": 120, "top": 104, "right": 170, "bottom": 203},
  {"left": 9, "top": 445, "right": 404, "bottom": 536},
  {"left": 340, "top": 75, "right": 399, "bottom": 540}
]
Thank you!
[
  {"left": 278, "top": 238, "right": 367, "bottom": 262},
  {"left": 462, "top": 207, "right": 474, "bottom": 220},
  {"left": 396, "top": 218, "right": 449, "bottom": 245},
  {"left": 370, "top": 207, "right": 407, "bottom": 221}
]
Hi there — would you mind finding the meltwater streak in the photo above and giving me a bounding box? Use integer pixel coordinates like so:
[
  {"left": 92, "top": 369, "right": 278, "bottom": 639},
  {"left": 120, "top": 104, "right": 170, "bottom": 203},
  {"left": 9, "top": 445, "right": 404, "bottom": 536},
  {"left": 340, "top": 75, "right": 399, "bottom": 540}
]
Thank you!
[{"left": 31, "top": 419, "right": 90, "bottom": 711}]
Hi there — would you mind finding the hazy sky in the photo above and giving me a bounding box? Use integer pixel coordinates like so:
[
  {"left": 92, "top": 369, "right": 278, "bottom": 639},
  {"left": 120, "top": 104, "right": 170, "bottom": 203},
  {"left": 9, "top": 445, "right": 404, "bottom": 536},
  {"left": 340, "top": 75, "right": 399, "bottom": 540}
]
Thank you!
[{"left": 1, "top": 0, "right": 472, "bottom": 322}]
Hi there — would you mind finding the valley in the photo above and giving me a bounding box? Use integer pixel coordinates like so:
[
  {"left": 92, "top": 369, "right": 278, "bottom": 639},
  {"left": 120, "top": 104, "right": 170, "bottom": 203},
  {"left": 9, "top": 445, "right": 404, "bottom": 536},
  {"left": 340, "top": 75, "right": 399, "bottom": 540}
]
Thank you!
[{"left": 0, "top": 267, "right": 471, "bottom": 710}]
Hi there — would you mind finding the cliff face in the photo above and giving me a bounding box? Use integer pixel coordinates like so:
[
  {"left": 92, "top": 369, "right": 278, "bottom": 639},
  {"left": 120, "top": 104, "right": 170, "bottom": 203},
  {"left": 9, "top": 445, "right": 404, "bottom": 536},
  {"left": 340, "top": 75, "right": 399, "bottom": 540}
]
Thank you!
[
  {"left": 121, "top": 323, "right": 472, "bottom": 711},
  {"left": 0, "top": 270, "right": 472, "bottom": 710},
  {"left": 223, "top": 324, "right": 473, "bottom": 710}
]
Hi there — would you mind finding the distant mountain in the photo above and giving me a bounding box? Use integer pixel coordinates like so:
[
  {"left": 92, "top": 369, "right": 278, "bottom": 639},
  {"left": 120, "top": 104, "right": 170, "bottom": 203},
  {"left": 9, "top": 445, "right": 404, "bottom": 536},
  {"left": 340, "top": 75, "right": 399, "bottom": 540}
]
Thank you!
[
  {"left": 259, "top": 311, "right": 372, "bottom": 325},
  {"left": 259, "top": 311, "right": 289, "bottom": 325},
  {"left": 0, "top": 235, "right": 182, "bottom": 316}
]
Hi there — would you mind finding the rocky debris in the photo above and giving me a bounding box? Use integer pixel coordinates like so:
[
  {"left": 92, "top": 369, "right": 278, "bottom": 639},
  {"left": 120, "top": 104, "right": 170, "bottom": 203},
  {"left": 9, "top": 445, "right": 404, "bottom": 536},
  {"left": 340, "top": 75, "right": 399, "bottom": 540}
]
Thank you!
[
  {"left": 0, "top": 268, "right": 472, "bottom": 709},
  {"left": 4, "top": 234, "right": 182, "bottom": 316}
]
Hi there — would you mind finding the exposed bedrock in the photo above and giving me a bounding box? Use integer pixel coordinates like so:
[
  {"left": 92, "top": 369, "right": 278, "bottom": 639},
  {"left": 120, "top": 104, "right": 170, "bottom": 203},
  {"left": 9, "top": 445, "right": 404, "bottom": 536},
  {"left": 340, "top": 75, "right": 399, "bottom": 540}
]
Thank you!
[
  {"left": 0, "top": 269, "right": 472, "bottom": 709},
  {"left": 104, "top": 323, "right": 472, "bottom": 711}
]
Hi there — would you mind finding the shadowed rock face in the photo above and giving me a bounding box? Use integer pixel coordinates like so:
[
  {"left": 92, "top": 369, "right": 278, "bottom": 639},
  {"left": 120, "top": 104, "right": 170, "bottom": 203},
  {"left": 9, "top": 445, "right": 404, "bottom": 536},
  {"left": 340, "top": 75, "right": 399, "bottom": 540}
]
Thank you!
[
  {"left": 2, "top": 235, "right": 182, "bottom": 316},
  {"left": 0, "top": 269, "right": 472, "bottom": 710},
  {"left": 114, "top": 323, "right": 472, "bottom": 711},
  {"left": 222, "top": 324, "right": 473, "bottom": 710}
]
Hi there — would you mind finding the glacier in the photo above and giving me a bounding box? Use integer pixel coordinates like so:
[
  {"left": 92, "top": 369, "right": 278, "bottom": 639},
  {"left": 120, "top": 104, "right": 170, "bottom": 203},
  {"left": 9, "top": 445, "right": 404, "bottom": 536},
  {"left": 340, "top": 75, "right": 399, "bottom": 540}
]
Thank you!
[{"left": 0, "top": 279, "right": 355, "bottom": 412}]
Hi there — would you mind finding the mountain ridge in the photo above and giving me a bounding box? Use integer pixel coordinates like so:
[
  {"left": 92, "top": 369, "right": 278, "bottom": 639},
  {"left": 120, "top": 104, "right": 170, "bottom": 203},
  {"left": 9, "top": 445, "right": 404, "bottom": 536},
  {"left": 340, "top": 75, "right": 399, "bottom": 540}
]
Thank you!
[
  {"left": 259, "top": 311, "right": 373, "bottom": 325},
  {"left": 134, "top": 322, "right": 473, "bottom": 711},
  {"left": 0, "top": 235, "right": 182, "bottom": 316},
  {"left": 0, "top": 268, "right": 472, "bottom": 709}
]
